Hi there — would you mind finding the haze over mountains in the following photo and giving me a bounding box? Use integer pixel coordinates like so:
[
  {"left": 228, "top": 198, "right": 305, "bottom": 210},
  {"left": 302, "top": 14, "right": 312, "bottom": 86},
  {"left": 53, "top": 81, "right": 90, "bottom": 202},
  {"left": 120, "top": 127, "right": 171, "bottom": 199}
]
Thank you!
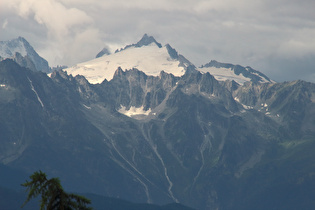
[{"left": 1, "top": 35, "right": 315, "bottom": 210}]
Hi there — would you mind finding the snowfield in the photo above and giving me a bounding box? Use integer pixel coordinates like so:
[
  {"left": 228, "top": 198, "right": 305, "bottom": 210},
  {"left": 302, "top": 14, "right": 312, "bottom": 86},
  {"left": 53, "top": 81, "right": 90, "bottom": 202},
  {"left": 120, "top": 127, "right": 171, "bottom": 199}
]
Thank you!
[
  {"left": 118, "top": 106, "right": 152, "bottom": 117},
  {"left": 199, "top": 66, "right": 251, "bottom": 85},
  {"left": 65, "top": 43, "right": 186, "bottom": 84},
  {"left": 198, "top": 65, "right": 272, "bottom": 85},
  {"left": 64, "top": 38, "right": 273, "bottom": 86}
]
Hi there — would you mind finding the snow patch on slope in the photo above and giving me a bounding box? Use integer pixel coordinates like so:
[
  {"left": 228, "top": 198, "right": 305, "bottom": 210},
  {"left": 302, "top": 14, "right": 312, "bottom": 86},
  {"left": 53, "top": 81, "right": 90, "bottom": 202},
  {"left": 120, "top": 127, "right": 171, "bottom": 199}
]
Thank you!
[
  {"left": 27, "top": 77, "right": 44, "bottom": 108},
  {"left": 65, "top": 43, "right": 185, "bottom": 84},
  {"left": 199, "top": 66, "right": 250, "bottom": 85},
  {"left": 118, "top": 106, "right": 151, "bottom": 117},
  {"left": 234, "top": 97, "right": 253, "bottom": 109}
]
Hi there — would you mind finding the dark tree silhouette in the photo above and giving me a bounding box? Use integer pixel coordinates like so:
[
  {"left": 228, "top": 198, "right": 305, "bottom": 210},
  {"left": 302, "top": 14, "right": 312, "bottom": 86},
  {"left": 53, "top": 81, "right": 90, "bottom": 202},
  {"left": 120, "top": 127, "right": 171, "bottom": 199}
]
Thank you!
[{"left": 22, "top": 170, "right": 92, "bottom": 210}]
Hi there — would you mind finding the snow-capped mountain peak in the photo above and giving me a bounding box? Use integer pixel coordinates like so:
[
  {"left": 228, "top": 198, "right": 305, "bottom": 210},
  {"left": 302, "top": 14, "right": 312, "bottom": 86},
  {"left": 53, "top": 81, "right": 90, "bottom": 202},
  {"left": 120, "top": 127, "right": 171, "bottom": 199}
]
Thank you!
[
  {"left": 115, "top": 34, "right": 162, "bottom": 53},
  {"left": 65, "top": 34, "right": 192, "bottom": 84},
  {"left": 64, "top": 35, "right": 271, "bottom": 85},
  {"left": 0, "top": 37, "right": 50, "bottom": 73}
]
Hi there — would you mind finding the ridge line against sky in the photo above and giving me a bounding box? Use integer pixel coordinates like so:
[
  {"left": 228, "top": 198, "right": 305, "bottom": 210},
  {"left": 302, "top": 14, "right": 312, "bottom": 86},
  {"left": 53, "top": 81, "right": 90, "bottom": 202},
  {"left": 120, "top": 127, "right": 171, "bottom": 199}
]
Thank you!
[{"left": 1, "top": 0, "right": 315, "bottom": 82}]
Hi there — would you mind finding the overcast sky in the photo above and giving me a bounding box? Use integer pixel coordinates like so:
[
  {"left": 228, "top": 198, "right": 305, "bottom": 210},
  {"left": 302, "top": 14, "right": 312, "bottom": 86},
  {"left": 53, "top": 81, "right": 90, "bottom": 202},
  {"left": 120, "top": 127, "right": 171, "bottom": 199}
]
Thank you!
[{"left": 1, "top": 0, "right": 315, "bottom": 82}]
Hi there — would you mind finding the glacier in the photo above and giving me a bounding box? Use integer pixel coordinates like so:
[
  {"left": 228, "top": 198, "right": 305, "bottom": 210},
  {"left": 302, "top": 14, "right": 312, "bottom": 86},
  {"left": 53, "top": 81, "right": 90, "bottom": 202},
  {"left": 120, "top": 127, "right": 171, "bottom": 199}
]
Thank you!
[{"left": 65, "top": 43, "right": 186, "bottom": 84}]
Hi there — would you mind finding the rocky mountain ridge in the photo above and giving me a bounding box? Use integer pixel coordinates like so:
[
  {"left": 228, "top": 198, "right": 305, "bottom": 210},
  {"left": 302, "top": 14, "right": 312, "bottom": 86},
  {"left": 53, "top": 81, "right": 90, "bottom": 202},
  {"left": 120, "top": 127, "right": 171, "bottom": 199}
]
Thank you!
[
  {"left": 1, "top": 57, "right": 315, "bottom": 209},
  {"left": 199, "top": 60, "right": 273, "bottom": 84}
]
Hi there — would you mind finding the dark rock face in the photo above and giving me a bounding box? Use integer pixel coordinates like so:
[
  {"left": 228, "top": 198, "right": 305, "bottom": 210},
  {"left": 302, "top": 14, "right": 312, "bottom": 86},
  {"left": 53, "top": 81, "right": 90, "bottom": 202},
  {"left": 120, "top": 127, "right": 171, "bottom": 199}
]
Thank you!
[
  {"left": 95, "top": 47, "right": 111, "bottom": 58},
  {"left": 12, "top": 52, "right": 37, "bottom": 72},
  {"left": 106, "top": 68, "right": 178, "bottom": 110},
  {"left": 1, "top": 59, "right": 315, "bottom": 210},
  {"left": 232, "top": 80, "right": 315, "bottom": 138},
  {"left": 135, "top": 34, "right": 163, "bottom": 48},
  {"left": 115, "top": 34, "right": 163, "bottom": 53}
]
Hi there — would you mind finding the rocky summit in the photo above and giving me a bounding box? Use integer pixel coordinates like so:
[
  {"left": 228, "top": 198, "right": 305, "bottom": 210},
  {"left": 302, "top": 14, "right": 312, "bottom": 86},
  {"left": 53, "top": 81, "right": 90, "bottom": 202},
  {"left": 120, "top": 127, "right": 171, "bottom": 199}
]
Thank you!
[{"left": 0, "top": 37, "right": 50, "bottom": 73}]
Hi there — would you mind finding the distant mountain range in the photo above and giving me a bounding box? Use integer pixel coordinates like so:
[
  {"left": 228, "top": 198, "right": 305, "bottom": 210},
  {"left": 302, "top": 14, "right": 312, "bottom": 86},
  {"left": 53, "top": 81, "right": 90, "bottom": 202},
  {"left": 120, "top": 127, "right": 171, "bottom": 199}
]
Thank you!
[
  {"left": 65, "top": 34, "right": 271, "bottom": 85},
  {"left": 1, "top": 35, "right": 315, "bottom": 210}
]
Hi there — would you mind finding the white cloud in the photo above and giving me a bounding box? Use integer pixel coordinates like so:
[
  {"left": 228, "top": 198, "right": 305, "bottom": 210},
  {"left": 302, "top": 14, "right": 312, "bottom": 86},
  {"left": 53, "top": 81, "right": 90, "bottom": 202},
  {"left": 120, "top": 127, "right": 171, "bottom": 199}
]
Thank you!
[{"left": 13, "top": 0, "right": 93, "bottom": 38}]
